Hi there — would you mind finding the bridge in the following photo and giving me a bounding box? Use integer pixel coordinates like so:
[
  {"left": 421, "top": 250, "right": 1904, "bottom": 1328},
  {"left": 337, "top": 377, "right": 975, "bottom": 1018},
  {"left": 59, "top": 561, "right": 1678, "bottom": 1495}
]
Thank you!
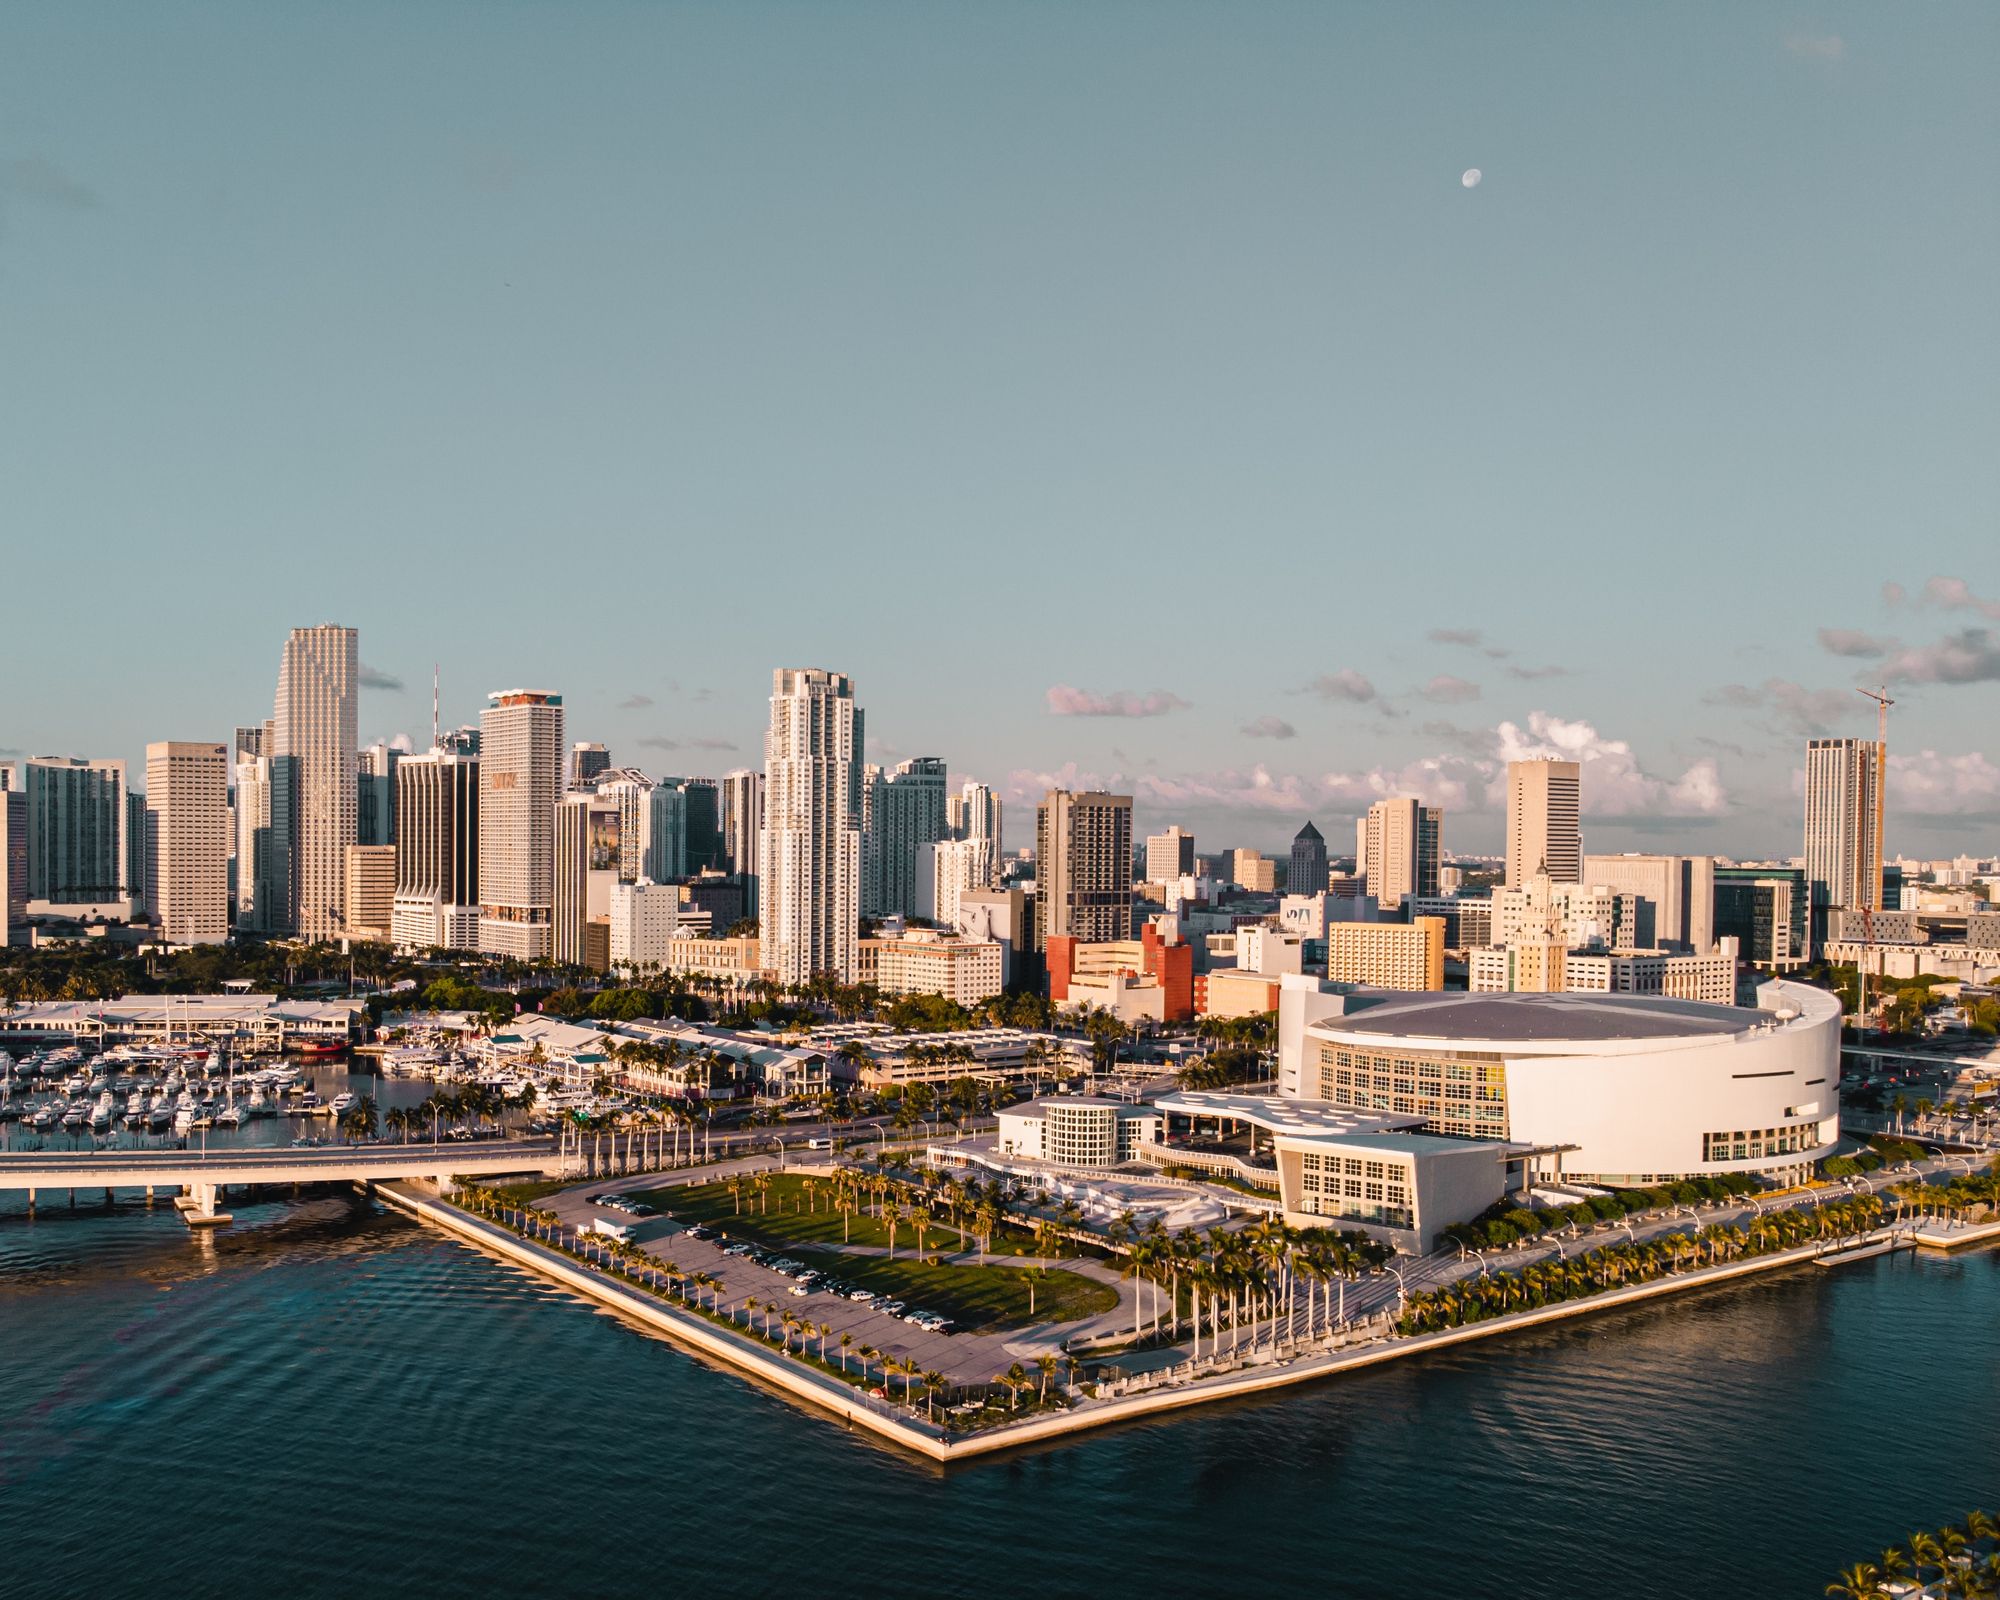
[{"left": 0, "top": 1139, "right": 560, "bottom": 1226}]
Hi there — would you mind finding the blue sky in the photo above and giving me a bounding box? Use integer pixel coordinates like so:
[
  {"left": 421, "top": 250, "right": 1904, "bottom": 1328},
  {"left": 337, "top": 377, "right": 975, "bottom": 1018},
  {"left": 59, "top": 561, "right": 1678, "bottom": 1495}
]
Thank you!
[{"left": 2, "top": 3, "right": 1994, "bottom": 858}]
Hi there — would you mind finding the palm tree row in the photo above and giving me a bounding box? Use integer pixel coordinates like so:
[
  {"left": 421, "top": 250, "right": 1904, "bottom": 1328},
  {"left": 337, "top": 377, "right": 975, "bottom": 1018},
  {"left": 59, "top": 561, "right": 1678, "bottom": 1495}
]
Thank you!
[
  {"left": 1402, "top": 1196, "right": 1886, "bottom": 1335},
  {"left": 1827, "top": 1509, "right": 2000, "bottom": 1599}
]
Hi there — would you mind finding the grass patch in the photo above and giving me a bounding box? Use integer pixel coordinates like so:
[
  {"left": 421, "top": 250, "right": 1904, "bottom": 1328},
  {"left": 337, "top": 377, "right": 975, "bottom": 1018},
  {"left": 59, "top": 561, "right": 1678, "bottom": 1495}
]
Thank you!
[
  {"left": 638, "top": 1174, "right": 1050, "bottom": 1259},
  {"left": 781, "top": 1246, "right": 1117, "bottom": 1334}
]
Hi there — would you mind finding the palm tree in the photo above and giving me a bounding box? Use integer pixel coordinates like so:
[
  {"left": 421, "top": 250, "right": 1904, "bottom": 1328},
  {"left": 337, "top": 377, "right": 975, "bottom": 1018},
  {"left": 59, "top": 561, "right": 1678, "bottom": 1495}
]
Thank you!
[
  {"left": 838, "top": 1331, "right": 854, "bottom": 1373},
  {"left": 1824, "top": 1563, "right": 1881, "bottom": 1600},
  {"left": 1035, "top": 1352, "right": 1059, "bottom": 1404}
]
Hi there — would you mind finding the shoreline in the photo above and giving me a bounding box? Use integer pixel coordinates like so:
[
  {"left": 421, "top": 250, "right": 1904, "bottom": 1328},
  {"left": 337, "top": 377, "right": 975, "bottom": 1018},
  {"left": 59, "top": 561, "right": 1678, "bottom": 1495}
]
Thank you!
[{"left": 365, "top": 1178, "right": 2000, "bottom": 1463}]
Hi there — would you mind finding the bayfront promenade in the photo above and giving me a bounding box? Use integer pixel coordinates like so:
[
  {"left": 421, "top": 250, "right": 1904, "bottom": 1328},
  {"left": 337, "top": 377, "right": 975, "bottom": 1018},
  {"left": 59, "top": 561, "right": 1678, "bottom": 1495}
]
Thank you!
[{"left": 369, "top": 1165, "right": 2000, "bottom": 1463}]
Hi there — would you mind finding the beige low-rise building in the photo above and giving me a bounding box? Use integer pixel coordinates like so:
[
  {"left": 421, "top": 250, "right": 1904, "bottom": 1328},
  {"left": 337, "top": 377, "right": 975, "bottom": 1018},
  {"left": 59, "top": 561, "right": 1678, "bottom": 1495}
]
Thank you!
[
  {"left": 665, "top": 934, "right": 776, "bottom": 991},
  {"left": 1324, "top": 917, "right": 1445, "bottom": 991},
  {"left": 856, "top": 928, "right": 1005, "bottom": 1007},
  {"left": 1470, "top": 939, "right": 1739, "bottom": 1006}
]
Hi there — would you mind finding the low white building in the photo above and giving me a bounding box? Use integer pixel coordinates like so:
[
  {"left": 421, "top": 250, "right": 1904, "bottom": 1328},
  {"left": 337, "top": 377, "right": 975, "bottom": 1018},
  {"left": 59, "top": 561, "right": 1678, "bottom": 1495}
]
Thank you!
[{"left": 995, "top": 1096, "right": 1163, "bottom": 1167}]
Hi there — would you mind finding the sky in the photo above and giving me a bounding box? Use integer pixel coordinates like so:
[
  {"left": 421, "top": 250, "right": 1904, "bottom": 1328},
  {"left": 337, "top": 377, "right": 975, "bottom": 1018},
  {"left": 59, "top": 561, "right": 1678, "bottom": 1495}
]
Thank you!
[{"left": 2, "top": 2, "right": 1995, "bottom": 860}]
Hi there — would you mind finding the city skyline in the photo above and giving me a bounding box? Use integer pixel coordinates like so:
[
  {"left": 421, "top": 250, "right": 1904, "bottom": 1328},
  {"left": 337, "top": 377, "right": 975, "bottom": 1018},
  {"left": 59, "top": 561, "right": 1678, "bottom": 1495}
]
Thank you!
[{"left": 1, "top": 6, "right": 1994, "bottom": 855}]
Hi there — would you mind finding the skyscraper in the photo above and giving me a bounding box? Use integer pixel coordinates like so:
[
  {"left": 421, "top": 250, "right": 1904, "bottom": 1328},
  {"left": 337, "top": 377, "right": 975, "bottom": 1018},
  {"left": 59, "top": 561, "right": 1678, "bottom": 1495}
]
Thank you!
[
  {"left": 1145, "top": 825, "right": 1196, "bottom": 884},
  {"left": 1581, "top": 853, "right": 1716, "bottom": 953},
  {"left": 271, "top": 624, "right": 358, "bottom": 939},
  {"left": 391, "top": 745, "right": 480, "bottom": 951},
  {"left": 1359, "top": 797, "right": 1441, "bottom": 910},
  {"left": 949, "top": 781, "right": 1003, "bottom": 865},
  {"left": 569, "top": 742, "right": 612, "bottom": 789},
  {"left": 478, "top": 689, "right": 565, "bottom": 959},
  {"left": 1505, "top": 758, "right": 1581, "bottom": 887},
  {"left": 0, "top": 771, "right": 26, "bottom": 943},
  {"left": 21, "top": 755, "right": 128, "bottom": 907},
  {"left": 864, "top": 756, "right": 948, "bottom": 918},
  {"left": 760, "top": 668, "right": 863, "bottom": 984},
  {"left": 1804, "top": 736, "right": 1884, "bottom": 951},
  {"left": 144, "top": 741, "right": 229, "bottom": 945},
  {"left": 682, "top": 777, "right": 723, "bottom": 873},
  {"left": 1289, "top": 820, "right": 1328, "bottom": 897},
  {"left": 553, "top": 788, "right": 620, "bottom": 968},
  {"left": 721, "top": 768, "right": 765, "bottom": 915},
  {"left": 356, "top": 741, "right": 399, "bottom": 846},
  {"left": 1034, "top": 790, "right": 1133, "bottom": 949}
]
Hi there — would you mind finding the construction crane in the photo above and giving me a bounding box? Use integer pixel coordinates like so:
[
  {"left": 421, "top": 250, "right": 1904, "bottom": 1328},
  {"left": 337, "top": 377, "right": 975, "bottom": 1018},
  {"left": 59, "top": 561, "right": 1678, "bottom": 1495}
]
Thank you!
[{"left": 1856, "top": 685, "right": 1894, "bottom": 1035}]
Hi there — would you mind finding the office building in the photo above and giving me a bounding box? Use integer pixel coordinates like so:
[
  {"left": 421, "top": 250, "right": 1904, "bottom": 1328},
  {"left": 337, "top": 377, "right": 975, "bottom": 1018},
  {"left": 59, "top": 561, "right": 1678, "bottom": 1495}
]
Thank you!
[
  {"left": 608, "top": 877, "right": 685, "bottom": 974},
  {"left": 637, "top": 779, "right": 687, "bottom": 882},
  {"left": 953, "top": 885, "right": 1032, "bottom": 989},
  {"left": 1713, "top": 865, "right": 1807, "bottom": 971},
  {"left": 1231, "top": 848, "right": 1277, "bottom": 894},
  {"left": 1804, "top": 736, "right": 1884, "bottom": 952},
  {"left": 1582, "top": 853, "right": 1715, "bottom": 952},
  {"left": 391, "top": 746, "right": 480, "bottom": 952},
  {"left": 1035, "top": 790, "right": 1133, "bottom": 949},
  {"left": 1358, "top": 797, "right": 1441, "bottom": 910},
  {"left": 760, "top": 668, "right": 864, "bottom": 984},
  {"left": 864, "top": 756, "right": 948, "bottom": 919},
  {"left": 1405, "top": 893, "right": 1493, "bottom": 950},
  {"left": 1145, "top": 825, "right": 1196, "bottom": 884},
  {"left": 1046, "top": 923, "right": 1192, "bottom": 1023},
  {"left": 554, "top": 788, "right": 621, "bottom": 967},
  {"left": 144, "top": 741, "right": 229, "bottom": 945},
  {"left": 342, "top": 843, "right": 397, "bottom": 942},
  {"left": 569, "top": 742, "right": 611, "bottom": 789},
  {"left": 1323, "top": 918, "right": 1446, "bottom": 991},
  {"left": 1289, "top": 821, "right": 1328, "bottom": 897},
  {"left": 1505, "top": 758, "right": 1582, "bottom": 887},
  {"left": 478, "top": 689, "right": 565, "bottom": 960},
  {"left": 356, "top": 741, "right": 399, "bottom": 847},
  {"left": 234, "top": 751, "right": 276, "bottom": 932},
  {"left": 22, "top": 756, "right": 129, "bottom": 909},
  {"left": 682, "top": 777, "right": 723, "bottom": 874},
  {"left": 270, "top": 624, "right": 358, "bottom": 940},
  {"left": 1, "top": 775, "right": 26, "bottom": 943},
  {"left": 125, "top": 790, "right": 150, "bottom": 918},
  {"left": 720, "top": 769, "right": 764, "bottom": 916},
  {"left": 1491, "top": 873, "right": 1636, "bottom": 950}
]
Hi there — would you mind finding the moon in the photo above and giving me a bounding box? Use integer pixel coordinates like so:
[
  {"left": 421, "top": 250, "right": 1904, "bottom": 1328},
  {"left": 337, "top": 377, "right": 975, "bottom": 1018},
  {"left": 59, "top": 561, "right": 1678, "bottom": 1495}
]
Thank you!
[{"left": 1461, "top": 168, "right": 1482, "bottom": 189}]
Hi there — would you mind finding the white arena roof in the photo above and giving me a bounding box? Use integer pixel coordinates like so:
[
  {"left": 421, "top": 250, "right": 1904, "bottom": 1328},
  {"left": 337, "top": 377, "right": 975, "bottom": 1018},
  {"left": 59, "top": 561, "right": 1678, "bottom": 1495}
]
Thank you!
[{"left": 1154, "top": 1090, "right": 1422, "bottom": 1138}]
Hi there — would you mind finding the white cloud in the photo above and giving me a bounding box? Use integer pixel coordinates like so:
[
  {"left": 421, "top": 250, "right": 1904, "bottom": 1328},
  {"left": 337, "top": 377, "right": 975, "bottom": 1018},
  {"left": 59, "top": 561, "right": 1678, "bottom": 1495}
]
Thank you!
[
  {"left": 1045, "top": 685, "right": 1189, "bottom": 718},
  {"left": 1783, "top": 32, "right": 1844, "bottom": 61},
  {"left": 1887, "top": 749, "right": 2000, "bottom": 816},
  {"left": 1704, "top": 677, "right": 1859, "bottom": 737},
  {"left": 617, "top": 693, "right": 655, "bottom": 710},
  {"left": 1917, "top": 576, "right": 2000, "bottom": 618},
  {"left": 1240, "top": 715, "right": 1296, "bottom": 740},
  {"left": 1880, "top": 628, "right": 2000, "bottom": 686},
  {"left": 1493, "top": 711, "right": 1727, "bottom": 817},
  {"left": 1418, "top": 674, "right": 1481, "bottom": 705},
  {"left": 358, "top": 662, "right": 402, "bottom": 691}
]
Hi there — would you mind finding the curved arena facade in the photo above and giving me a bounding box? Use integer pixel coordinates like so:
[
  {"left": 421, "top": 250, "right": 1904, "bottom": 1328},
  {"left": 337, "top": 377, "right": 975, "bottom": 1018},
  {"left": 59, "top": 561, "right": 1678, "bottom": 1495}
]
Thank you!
[{"left": 1288, "top": 980, "right": 1842, "bottom": 1188}]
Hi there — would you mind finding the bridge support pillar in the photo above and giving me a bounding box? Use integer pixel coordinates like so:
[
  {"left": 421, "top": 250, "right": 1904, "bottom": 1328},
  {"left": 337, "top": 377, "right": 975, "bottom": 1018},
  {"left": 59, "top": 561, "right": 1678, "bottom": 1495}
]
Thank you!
[
  {"left": 25, "top": 1187, "right": 33, "bottom": 1213},
  {"left": 435, "top": 1173, "right": 456, "bottom": 1198},
  {"left": 175, "top": 1181, "right": 232, "bottom": 1229}
]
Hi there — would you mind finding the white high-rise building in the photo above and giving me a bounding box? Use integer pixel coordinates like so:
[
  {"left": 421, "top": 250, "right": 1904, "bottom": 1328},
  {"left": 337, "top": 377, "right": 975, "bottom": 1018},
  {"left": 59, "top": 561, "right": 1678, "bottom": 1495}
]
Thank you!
[
  {"left": 1145, "top": 825, "right": 1196, "bottom": 885},
  {"left": 478, "top": 690, "right": 565, "bottom": 960},
  {"left": 392, "top": 746, "right": 480, "bottom": 951},
  {"left": 1505, "top": 758, "right": 1581, "bottom": 887},
  {"left": 760, "top": 668, "right": 863, "bottom": 985},
  {"left": 1359, "top": 797, "right": 1441, "bottom": 911},
  {"left": 721, "top": 769, "right": 765, "bottom": 915},
  {"left": 271, "top": 624, "right": 358, "bottom": 940},
  {"left": 234, "top": 752, "right": 270, "bottom": 932},
  {"left": 553, "top": 788, "right": 621, "bottom": 967},
  {"left": 608, "top": 877, "right": 685, "bottom": 974},
  {"left": 1581, "top": 853, "right": 1716, "bottom": 953},
  {"left": 949, "top": 781, "right": 1003, "bottom": 862},
  {"left": 1804, "top": 737, "right": 1884, "bottom": 944},
  {"left": 917, "top": 836, "right": 994, "bottom": 927},
  {"left": 864, "top": 756, "right": 948, "bottom": 918},
  {"left": 145, "top": 741, "right": 229, "bottom": 946}
]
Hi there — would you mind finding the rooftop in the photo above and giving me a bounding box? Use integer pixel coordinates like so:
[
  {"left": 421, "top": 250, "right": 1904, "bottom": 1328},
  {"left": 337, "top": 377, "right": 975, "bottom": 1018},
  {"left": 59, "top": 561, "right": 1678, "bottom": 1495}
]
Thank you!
[
  {"left": 1155, "top": 1090, "right": 1421, "bottom": 1137},
  {"left": 1317, "top": 990, "right": 1768, "bottom": 1044}
]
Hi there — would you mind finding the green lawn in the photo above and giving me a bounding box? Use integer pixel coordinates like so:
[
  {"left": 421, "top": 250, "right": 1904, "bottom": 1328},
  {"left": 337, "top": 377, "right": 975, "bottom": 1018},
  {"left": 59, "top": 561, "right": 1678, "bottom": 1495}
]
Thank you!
[
  {"left": 489, "top": 1179, "right": 574, "bottom": 1205},
  {"left": 637, "top": 1174, "right": 1049, "bottom": 1258},
  {"left": 780, "top": 1247, "right": 1116, "bottom": 1334}
]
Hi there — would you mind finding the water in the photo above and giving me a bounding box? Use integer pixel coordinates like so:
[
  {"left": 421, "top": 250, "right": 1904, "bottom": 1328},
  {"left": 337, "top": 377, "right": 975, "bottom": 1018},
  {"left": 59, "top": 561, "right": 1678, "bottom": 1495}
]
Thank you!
[{"left": 2, "top": 1187, "right": 1994, "bottom": 1600}]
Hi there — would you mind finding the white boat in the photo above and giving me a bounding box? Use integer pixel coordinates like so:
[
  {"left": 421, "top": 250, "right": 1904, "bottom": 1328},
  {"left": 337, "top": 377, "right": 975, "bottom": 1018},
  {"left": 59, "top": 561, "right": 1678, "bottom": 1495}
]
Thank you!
[
  {"left": 216, "top": 1103, "right": 243, "bottom": 1129},
  {"left": 90, "top": 1093, "right": 114, "bottom": 1132},
  {"left": 245, "top": 1087, "right": 270, "bottom": 1116},
  {"left": 329, "top": 1092, "right": 357, "bottom": 1115},
  {"left": 173, "top": 1106, "right": 195, "bottom": 1135}
]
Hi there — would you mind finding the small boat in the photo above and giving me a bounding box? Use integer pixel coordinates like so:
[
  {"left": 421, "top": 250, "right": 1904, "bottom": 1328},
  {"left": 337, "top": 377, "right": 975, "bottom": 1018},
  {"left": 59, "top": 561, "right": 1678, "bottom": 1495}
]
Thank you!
[
  {"left": 329, "top": 1092, "right": 357, "bottom": 1115},
  {"left": 245, "top": 1087, "right": 269, "bottom": 1116},
  {"left": 215, "top": 1103, "right": 243, "bottom": 1129},
  {"left": 90, "top": 1093, "right": 114, "bottom": 1133}
]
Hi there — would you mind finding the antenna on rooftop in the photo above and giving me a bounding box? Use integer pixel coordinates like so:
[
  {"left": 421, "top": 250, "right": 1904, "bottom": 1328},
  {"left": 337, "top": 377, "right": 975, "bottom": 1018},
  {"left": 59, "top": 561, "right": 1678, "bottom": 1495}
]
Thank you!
[{"left": 432, "top": 663, "right": 441, "bottom": 751}]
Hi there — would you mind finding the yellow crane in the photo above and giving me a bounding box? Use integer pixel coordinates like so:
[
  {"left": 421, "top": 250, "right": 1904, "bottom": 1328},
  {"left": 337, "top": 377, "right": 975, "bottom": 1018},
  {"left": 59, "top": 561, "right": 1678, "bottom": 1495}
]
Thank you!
[{"left": 1855, "top": 686, "right": 1894, "bottom": 1035}]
